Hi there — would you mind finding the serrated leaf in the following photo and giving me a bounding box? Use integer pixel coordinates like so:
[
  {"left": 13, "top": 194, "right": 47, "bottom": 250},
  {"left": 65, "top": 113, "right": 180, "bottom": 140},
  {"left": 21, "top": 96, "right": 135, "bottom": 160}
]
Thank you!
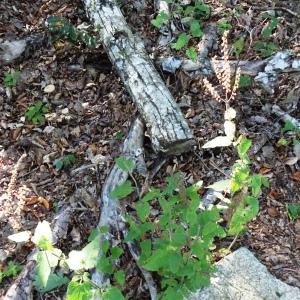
[
  {"left": 251, "top": 175, "right": 262, "bottom": 197},
  {"left": 110, "top": 180, "right": 134, "bottom": 199},
  {"left": 151, "top": 12, "right": 169, "bottom": 28},
  {"left": 32, "top": 221, "right": 53, "bottom": 249},
  {"left": 114, "top": 270, "right": 125, "bottom": 285},
  {"left": 96, "top": 256, "right": 113, "bottom": 274},
  {"left": 207, "top": 179, "right": 231, "bottom": 192},
  {"left": 103, "top": 287, "right": 125, "bottom": 300},
  {"left": 202, "top": 136, "right": 232, "bottom": 148},
  {"left": 190, "top": 20, "right": 202, "bottom": 38},
  {"left": 186, "top": 47, "right": 198, "bottom": 61},
  {"left": 232, "top": 37, "right": 245, "bottom": 57},
  {"left": 286, "top": 203, "right": 300, "bottom": 221},
  {"left": 111, "top": 246, "right": 124, "bottom": 260},
  {"left": 35, "top": 272, "right": 68, "bottom": 293},
  {"left": 66, "top": 280, "right": 93, "bottom": 300},
  {"left": 115, "top": 157, "right": 135, "bottom": 172},
  {"left": 239, "top": 75, "right": 252, "bottom": 89},
  {"left": 224, "top": 120, "right": 236, "bottom": 141},
  {"left": 66, "top": 239, "right": 99, "bottom": 271},
  {"left": 171, "top": 33, "right": 189, "bottom": 50},
  {"left": 8, "top": 231, "right": 31, "bottom": 243},
  {"left": 136, "top": 201, "right": 151, "bottom": 222},
  {"left": 237, "top": 137, "right": 252, "bottom": 158}
]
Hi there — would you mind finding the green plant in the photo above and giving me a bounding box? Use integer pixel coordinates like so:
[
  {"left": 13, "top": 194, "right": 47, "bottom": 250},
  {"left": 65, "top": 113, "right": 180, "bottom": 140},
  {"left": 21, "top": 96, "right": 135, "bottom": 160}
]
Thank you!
[
  {"left": 217, "top": 20, "right": 232, "bottom": 33},
  {"left": 239, "top": 75, "right": 252, "bottom": 89},
  {"left": 46, "top": 16, "right": 98, "bottom": 48},
  {"left": 253, "top": 41, "right": 278, "bottom": 58},
  {"left": 277, "top": 120, "right": 300, "bottom": 146},
  {"left": 151, "top": 1, "right": 211, "bottom": 61},
  {"left": 25, "top": 101, "right": 49, "bottom": 124},
  {"left": 286, "top": 203, "right": 300, "bottom": 221},
  {"left": 54, "top": 154, "right": 76, "bottom": 170},
  {"left": 0, "top": 261, "right": 22, "bottom": 283},
  {"left": 4, "top": 69, "right": 21, "bottom": 87},
  {"left": 254, "top": 15, "right": 279, "bottom": 58},
  {"left": 108, "top": 146, "right": 267, "bottom": 299}
]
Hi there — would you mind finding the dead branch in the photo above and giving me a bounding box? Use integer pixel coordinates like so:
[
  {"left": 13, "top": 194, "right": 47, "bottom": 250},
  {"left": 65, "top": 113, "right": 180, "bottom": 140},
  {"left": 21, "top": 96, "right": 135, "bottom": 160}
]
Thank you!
[
  {"left": 91, "top": 116, "right": 157, "bottom": 300},
  {"left": 272, "top": 105, "right": 300, "bottom": 129},
  {"left": 0, "top": 33, "right": 48, "bottom": 65},
  {"left": 84, "top": 0, "right": 194, "bottom": 155}
]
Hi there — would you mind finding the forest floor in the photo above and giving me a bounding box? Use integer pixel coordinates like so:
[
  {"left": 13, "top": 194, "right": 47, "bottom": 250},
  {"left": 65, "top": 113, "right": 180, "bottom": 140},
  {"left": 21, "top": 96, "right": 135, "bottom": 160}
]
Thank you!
[{"left": 0, "top": 0, "right": 300, "bottom": 298}]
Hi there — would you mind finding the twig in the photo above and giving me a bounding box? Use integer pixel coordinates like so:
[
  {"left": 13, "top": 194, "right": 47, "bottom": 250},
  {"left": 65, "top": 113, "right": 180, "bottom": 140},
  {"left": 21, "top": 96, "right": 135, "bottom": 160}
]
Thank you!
[
  {"left": 228, "top": 234, "right": 239, "bottom": 251},
  {"left": 272, "top": 105, "right": 300, "bottom": 129},
  {"left": 252, "top": 6, "right": 299, "bottom": 18}
]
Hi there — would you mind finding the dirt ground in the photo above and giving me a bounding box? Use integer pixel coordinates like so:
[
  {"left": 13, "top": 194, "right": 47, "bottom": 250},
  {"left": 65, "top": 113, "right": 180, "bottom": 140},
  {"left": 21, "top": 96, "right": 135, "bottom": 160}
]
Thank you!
[{"left": 0, "top": 0, "right": 299, "bottom": 298}]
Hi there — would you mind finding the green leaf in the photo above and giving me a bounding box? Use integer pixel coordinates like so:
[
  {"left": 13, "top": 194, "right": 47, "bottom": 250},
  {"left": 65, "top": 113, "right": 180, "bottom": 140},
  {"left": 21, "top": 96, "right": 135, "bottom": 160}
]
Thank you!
[
  {"left": 262, "top": 16, "right": 278, "bottom": 39},
  {"left": 251, "top": 175, "right": 262, "bottom": 197},
  {"left": 96, "top": 256, "right": 113, "bottom": 274},
  {"left": 35, "top": 272, "right": 68, "bottom": 293},
  {"left": 151, "top": 12, "right": 169, "bottom": 28},
  {"left": 66, "top": 239, "right": 99, "bottom": 271},
  {"left": 286, "top": 203, "right": 300, "bottom": 221},
  {"left": 103, "top": 287, "right": 125, "bottom": 300},
  {"left": 190, "top": 20, "right": 202, "bottom": 38},
  {"left": 114, "top": 270, "right": 125, "bottom": 285},
  {"left": 67, "top": 280, "right": 93, "bottom": 300},
  {"left": 102, "top": 239, "right": 110, "bottom": 255},
  {"left": 217, "top": 20, "right": 232, "bottom": 33},
  {"left": 228, "top": 196, "right": 259, "bottom": 235},
  {"left": 54, "top": 159, "right": 64, "bottom": 170},
  {"left": 32, "top": 221, "right": 53, "bottom": 250},
  {"left": 172, "top": 226, "right": 186, "bottom": 247},
  {"left": 239, "top": 75, "right": 252, "bottom": 89},
  {"left": 136, "top": 201, "right": 151, "bottom": 222},
  {"left": 281, "top": 120, "right": 297, "bottom": 134},
  {"left": 110, "top": 180, "right": 134, "bottom": 199},
  {"left": 207, "top": 179, "right": 231, "bottom": 192},
  {"left": 140, "top": 239, "right": 152, "bottom": 263},
  {"left": 237, "top": 137, "right": 252, "bottom": 158},
  {"left": 115, "top": 157, "right": 135, "bottom": 172},
  {"left": 111, "top": 246, "right": 124, "bottom": 260},
  {"left": 171, "top": 33, "right": 190, "bottom": 50},
  {"left": 186, "top": 47, "right": 198, "bottom": 61},
  {"left": 232, "top": 37, "right": 245, "bottom": 57}
]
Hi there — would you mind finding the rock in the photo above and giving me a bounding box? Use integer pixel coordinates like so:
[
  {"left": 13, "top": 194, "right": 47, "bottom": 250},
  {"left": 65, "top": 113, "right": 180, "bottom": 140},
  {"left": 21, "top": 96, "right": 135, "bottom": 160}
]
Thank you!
[{"left": 186, "top": 247, "right": 300, "bottom": 300}]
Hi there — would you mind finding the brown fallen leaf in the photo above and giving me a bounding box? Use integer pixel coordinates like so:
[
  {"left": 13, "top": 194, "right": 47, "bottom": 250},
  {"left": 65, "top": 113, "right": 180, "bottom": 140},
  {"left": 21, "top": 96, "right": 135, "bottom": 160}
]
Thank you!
[
  {"left": 291, "top": 171, "right": 300, "bottom": 182},
  {"left": 268, "top": 189, "right": 280, "bottom": 199},
  {"left": 268, "top": 207, "right": 279, "bottom": 218},
  {"left": 25, "top": 195, "right": 50, "bottom": 210}
]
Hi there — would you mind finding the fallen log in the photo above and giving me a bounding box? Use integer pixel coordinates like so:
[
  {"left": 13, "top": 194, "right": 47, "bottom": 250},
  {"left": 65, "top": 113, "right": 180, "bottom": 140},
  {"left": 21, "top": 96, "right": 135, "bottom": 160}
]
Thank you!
[
  {"left": 84, "top": 0, "right": 194, "bottom": 155},
  {"left": 91, "top": 116, "right": 158, "bottom": 299}
]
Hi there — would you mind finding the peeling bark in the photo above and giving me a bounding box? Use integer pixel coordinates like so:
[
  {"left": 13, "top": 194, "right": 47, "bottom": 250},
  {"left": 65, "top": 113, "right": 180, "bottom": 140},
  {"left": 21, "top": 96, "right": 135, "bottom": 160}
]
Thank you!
[{"left": 84, "top": 0, "right": 194, "bottom": 155}]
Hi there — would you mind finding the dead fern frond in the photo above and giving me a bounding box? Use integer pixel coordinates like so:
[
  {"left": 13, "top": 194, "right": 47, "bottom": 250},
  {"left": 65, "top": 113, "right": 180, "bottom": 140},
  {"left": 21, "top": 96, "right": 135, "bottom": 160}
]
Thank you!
[
  {"left": 7, "top": 153, "right": 26, "bottom": 200},
  {"left": 203, "top": 30, "right": 241, "bottom": 104}
]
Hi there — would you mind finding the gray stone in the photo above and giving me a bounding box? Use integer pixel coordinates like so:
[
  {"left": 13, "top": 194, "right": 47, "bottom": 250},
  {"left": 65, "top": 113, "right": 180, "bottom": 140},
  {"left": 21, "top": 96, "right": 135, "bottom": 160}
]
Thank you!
[{"left": 186, "top": 247, "right": 300, "bottom": 300}]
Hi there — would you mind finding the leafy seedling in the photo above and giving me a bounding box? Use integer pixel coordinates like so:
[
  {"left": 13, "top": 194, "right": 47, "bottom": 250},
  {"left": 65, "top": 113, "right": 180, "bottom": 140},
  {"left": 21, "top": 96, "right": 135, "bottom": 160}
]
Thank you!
[
  {"left": 54, "top": 154, "right": 76, "bottom": 170},
  {"left": 25, "top": 101, "right": 49, "bottom": 124},
  {"left": 286, "top": 203, "right": 300, "bottom": 221},
  {"left": 253, "top": 41, "right": 278, "bottom": 58},
  {"left": 239, "top": 75, "right": 252, "bottom": 89},
  {"left": 0, "top": 261, "right": 22, "bottom": 283},
  {"left": 4, "top": 70, "right": 21, "bottom": 87}
]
